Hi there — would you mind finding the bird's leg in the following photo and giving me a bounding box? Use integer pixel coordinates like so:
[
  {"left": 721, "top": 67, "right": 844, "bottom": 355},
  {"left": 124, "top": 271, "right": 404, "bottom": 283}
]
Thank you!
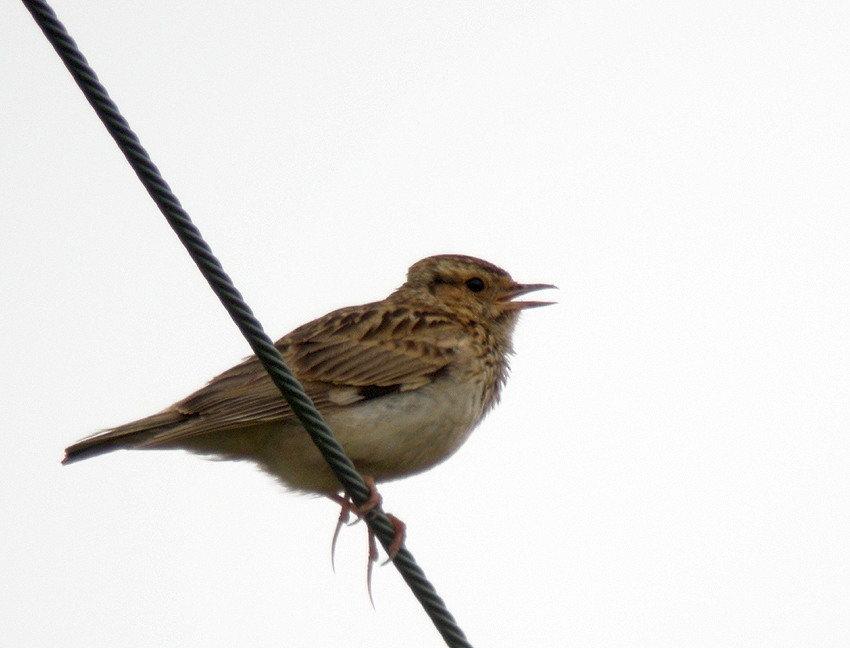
[
  {"left": 356, "top": 476, "right": 406, "bottom": 558},
  {"left": 326, "top": 477, "right": 407, "bottom": 604},
  {"left": 356, "top": 477, "right": 407, "bottom": 604},
  {"left": 384, "top": 513, "right": 406, "bottom": 560},
  {"left": 332, "top": 510, "right": 347, "bottom": 574},
  {"left": 327, "top": 493, "right": 351, "bottom": 573}
]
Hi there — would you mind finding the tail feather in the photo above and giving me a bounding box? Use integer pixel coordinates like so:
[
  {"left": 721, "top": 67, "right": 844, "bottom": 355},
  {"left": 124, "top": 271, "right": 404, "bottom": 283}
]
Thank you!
[{"left": 62, "top": 409, "right": 188, "bottom": 465}]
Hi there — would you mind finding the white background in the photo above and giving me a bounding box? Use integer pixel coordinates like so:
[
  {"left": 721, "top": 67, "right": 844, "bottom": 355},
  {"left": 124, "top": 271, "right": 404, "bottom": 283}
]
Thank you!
[{"left": 2, "top": 2, "right": 848, "bottom": 646}]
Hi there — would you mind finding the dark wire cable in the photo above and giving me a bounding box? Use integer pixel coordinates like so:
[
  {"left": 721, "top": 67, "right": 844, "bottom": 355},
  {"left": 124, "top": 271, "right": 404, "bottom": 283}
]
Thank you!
[{"left": 21, "top": 2, "right": 473, "bottom": 646}]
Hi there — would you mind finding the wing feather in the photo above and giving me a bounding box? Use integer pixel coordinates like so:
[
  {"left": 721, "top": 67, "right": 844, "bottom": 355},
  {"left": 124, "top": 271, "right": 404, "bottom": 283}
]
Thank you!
[{"left": 126, "top": 305, "right": 459, "bottom": 445}]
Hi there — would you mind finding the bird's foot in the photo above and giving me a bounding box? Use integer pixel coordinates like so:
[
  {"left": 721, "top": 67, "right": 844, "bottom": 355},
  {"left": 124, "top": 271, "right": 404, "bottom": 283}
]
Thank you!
[{"left": 327, "top": 476, "right": 406, "bottom": 604}]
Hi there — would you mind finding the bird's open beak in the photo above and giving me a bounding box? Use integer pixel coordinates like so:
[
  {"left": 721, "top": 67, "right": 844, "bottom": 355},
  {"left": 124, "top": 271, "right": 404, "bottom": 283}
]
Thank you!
[{"left": 500, "top": 283, "right": 558, "bottom": 310}]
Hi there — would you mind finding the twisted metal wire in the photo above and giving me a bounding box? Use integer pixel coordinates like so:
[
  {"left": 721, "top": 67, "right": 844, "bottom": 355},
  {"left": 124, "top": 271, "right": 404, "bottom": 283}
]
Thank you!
[{"left": 22, "top": 2, "right": 473, "bottom": 646}]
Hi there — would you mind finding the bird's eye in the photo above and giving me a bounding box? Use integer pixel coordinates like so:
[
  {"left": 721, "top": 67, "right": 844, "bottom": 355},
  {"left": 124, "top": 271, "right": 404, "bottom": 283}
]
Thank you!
[{"left": 465, "top": 277, "right": 485, "bottom": 293}]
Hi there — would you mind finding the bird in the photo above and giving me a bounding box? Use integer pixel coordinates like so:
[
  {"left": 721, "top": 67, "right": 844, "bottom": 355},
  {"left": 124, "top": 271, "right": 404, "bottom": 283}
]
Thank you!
[{"left": 63, "top": 254, "right": 554, "bottom": 577}]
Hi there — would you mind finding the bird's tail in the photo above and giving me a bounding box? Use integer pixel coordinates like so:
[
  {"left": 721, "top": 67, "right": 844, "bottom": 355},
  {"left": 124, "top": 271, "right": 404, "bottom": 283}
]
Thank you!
[{"left": 62, "top": 409, "right": 187, "bottom": 465}]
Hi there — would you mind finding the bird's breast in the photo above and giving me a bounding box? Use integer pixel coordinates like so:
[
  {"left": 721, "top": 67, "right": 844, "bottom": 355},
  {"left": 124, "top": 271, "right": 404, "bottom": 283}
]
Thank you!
[{"left": 324, "top": 373, "right": 488, "bottom": 481}]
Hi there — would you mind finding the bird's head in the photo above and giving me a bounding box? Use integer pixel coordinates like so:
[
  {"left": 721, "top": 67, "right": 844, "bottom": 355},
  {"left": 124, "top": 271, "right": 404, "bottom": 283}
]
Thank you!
[{"left": 395, "top": 254, "right": 556, "bottom": 328}]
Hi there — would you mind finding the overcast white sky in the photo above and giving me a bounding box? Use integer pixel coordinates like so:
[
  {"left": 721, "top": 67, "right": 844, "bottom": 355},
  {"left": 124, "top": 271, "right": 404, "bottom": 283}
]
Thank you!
[{"left": 2, "top": 2, "right": 849, "bottom": 646}]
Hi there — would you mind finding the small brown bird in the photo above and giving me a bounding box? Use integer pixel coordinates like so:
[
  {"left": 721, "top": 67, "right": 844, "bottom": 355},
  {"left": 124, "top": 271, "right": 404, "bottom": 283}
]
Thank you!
[{"left": 64, "top": 254, "right": 554, "bottom": 565}]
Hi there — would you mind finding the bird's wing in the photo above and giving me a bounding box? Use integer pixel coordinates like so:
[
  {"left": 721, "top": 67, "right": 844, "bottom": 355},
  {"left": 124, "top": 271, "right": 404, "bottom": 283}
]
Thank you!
[
  {"left": 62, "top": 304, "right": 460, "bottom": 460},
  {"left": 131, "top": 305, "right": 459, "bottom": 443}
]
